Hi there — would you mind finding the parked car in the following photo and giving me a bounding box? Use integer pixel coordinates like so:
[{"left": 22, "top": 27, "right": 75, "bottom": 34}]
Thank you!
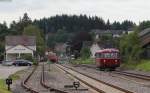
[
  {"left": 13, "top": 60, "right": 32, "bottom": 66},
  {"left": 2, "top": 60, "right": 14, "bottom": 66}
]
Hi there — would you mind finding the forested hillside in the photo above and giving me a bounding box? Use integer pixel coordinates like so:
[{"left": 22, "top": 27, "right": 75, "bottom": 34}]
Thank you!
[{"left": 33, "top": 14, "right": 135, "bottom": 33}]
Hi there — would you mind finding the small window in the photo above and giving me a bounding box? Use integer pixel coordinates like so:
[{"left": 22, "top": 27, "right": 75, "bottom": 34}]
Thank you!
[
  {"left": 103, "top": 52, "right": 119, "bottom": 58},
  {"left": 95, "top": 53, "right": 102, "bottom": 58}
]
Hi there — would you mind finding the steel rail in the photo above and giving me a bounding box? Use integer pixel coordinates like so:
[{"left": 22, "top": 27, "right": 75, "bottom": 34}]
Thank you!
[
  {"left": 114, "top": 71, "right": 150, "bottom": 81},
  {"left": 21, "top": 66, "right": 39, "bottom": 93},
  {"left": 81, "top": 64, "right": 150, "bottom": 81},
  {"left": 41, "top": 63, "right": 68, "bottom": 93},
  {"left": 57, "top": 64, "right": 134, "bottom": 93}
]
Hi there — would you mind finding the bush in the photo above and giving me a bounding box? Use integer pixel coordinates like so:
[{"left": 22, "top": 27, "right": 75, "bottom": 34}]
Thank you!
[
  {"left": 72, "top": 58, "right": 94, "bottom": 64},
  {"left": 80, "top": 47, "right": 91, "bottom": 59},
  {"left": 32, "top": 58, "right": 38, "bottom": 65},
  {"left": 121, "top": 60, "right": 150, "bottom": 71},
  {"left": 136, "top": 60, "right": 150, "bottom": 71},
  {"left": 119, "top": 32, "right": 143, "bottom": 63},
  {"left": 20, "top": 54, "right": 34, "bottom": 62}
]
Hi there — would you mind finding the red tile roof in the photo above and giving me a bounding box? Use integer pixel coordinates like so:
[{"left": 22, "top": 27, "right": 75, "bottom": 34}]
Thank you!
[
  {"left": 139, "top": 28, "right": 150, "bottom": 47},
  {"left": 5, "top": 36, "right": 36, "bottom": 46}
]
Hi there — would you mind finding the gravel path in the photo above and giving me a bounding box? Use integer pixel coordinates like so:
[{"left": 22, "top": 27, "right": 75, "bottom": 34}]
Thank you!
[
  {"left": 65, "top": 64, "right": 150, "bottom": 93},
  {"left": 44, "top": 64, "right": 91, "bottom": 93},
  {"left": 0, "top": 65, "right": 28, "bottom": 79}
]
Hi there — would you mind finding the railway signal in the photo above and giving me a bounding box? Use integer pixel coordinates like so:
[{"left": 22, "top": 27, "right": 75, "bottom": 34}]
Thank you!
[
  {"left": 73, "top": 81, "right": 80, "bottom": 90},
  {"left": 6, "top": 78, "right": 12, "bottom": 90}
]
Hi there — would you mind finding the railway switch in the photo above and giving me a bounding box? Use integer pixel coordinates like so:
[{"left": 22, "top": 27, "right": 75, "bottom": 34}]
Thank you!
[{"left": 64, "top": 81, "right": 80, "bottom": 90}]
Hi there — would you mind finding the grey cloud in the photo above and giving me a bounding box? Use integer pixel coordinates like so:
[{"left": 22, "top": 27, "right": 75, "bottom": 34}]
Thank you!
[{"left": 0, "top": 0, "right": 150, "bottom": 24}]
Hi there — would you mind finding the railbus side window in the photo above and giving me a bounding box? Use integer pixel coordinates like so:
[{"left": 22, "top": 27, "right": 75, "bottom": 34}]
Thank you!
[
  {"left": 111, "top": 53, "right": 119, "bottom": 58},
  {"left": 95, "top": 53, "right": 98, "bottom": 58},
  {"left": 95, "top": 53, "right": 101, "bottom": 58}
]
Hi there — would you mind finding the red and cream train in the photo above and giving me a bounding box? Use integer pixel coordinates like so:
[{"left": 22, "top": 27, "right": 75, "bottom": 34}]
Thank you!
[{"left": 95, "top": 48, "right": 120, "bottom": 70}]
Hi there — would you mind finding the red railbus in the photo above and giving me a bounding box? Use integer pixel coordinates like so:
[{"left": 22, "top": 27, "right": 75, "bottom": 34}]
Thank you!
[
  {"left": 95, "top": 48, "right": 120, "bottom": 70},
  {"left": 47, "top": 52, "right": 58, "bottom": 63}
]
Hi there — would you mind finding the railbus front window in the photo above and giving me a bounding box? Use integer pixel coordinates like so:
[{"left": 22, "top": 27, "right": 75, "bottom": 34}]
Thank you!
[{"left": 102, "top": 52, "right": 119, "bottom": 58}]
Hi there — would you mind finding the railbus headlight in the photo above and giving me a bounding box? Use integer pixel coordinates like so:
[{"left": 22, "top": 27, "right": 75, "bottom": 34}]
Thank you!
[{"left": 103, "top": 59, "right": 106, "bottom": 63}]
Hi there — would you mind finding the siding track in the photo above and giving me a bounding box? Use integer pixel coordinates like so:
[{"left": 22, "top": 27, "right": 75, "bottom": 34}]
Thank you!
[
  {"left": 21, "top": 64, "right": 68, "bottom": 93},
  {"left": 56, "top": 64, "right": 134, "bottom": 93}
]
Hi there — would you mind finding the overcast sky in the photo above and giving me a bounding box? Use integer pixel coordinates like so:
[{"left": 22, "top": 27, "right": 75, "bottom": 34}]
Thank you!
[{"left": 0, "top": 0, "right": 150, "bottom": 25}]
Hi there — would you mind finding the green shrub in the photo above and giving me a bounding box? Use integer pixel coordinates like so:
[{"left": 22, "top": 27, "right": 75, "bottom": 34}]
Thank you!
[
  {"left": 80, "top": 47, "right": 91, "bottom": 59},
  {"left": 20, "top": 54, "right": 38, "bottom": 65},
  {"left": 32, "top": 58, "right": 38, "bottom": 65},
  {"left": 136, "top": 60, "right": 150, "bottom": 71},
  {"left": 121, "top": 60, "right": 150, "bottom": 71},
  {"left": 119, "top": 32, "right": 143, "bottom": 63},
  {"left": 73, "top": 58, "right": 94, "bottom": 64},
  {"left": 20, "top": 54, "right": 34, "bottom": 62}
]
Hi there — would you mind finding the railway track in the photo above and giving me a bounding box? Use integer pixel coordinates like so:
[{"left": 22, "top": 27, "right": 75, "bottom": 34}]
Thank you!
[
  {"left": 56, "top": 64, "right": 134, "bottom": 93},
  {"left": 80, "top": 64, "right": 150, "bottom": 81},
  {"left": 113, "top": 71, "right": 150, "bottom": 81},
  {"left": 41, "top": 63, "right": 68, "bottom": 93},
  {"left": 21, "top": 64, "right": 68, "bottom": 93},
  {"left": 21, "top": 66, "right": 39, "bottom": 93}
]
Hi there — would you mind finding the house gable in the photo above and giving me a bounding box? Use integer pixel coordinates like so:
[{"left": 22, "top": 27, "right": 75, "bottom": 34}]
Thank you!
[{"left": 6, "top": 45, "right": 33, "bottom": 54}]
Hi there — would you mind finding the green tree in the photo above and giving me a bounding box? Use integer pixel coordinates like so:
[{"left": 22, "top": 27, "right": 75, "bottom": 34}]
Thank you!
[
  {"left": 119, "top": 32, "right": 143, "bottom": 62},
  {"left": 80, "top": 47, "right": 91, "bottom": 59},
  {"left": 0, "top": 22, "right": 10, "bottom": 40},
  {"left": 121, "top": 20, "right": 136, "bottom": 30},
  {"left": 47, "top": 34, "right": 56, "bottom": 49},
  {"left": 0, "top": 42, "right": 5, "bottom": 60},
  {"left": 47, "top": 30, "right": 69, "bottom": 48},
  {"left": 23, "top": 25, "right": 45, "bottom": 55},
  {"left": 10, "top": 13, "right": 32, "bottom": 35},
  {"left": 55, "top": 29, "right": 69, "bottom": 42},
  {"left": 138, "top": 21, "right": 150, "bottom": 31}
]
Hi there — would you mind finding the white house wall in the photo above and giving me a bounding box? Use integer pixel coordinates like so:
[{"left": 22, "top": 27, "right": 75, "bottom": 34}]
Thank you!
[
  {"left": 6, "top": 46, "right": 36, "bottom": 51},
  {"left": 90, "top": 43, "right": 101, "bottom": 58},
  {"left": 6, "top": 45, "right": 33, "bottom": 54},
  {"left": 5, "top": 46, "right": 13, "bottom": 50}
]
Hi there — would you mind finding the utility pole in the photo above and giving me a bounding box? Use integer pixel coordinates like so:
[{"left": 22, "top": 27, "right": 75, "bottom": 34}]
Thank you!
[
  {"left": 45, "top": 21, "right": 48, "bottom": 47},
  {"left": 44, "top": 21, "right": 48, "bottom": 63}
]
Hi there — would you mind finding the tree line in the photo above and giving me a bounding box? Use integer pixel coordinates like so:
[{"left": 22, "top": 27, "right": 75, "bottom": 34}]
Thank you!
[
  {"left": 1, "top": 13, "right": 149, "bottom": 42},
  {"left": 33, "top": 14, "right": 136, "bottom": 33}
]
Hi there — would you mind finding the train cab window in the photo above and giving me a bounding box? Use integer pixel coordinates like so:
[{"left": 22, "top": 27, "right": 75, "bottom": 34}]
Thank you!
[
  {"left": 95, "top": 53, "right": 102, "bottom": 58},
  {"left": 104, "top": 53, "right": 111, "bottom": 58},
  {"left": 103, "top": 53, "right": 119, "bottom": 58},
  {"left": 95, "top": 52, "right": 119, "bottom": 58},
  {"left": 111, "top": 53, "right": 118, "bottom": 58}
]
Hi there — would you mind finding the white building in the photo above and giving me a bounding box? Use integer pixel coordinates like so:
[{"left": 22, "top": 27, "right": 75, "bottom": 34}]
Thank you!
[
  {"left": 5, "top": 36, "right": 36, "bottom": 60},
  {"left": 90, "top": 43, "right": 101, "bottom": 58}
]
